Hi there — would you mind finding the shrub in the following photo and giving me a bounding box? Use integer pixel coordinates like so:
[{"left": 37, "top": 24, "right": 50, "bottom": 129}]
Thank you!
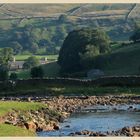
[
  {"left": 23, "top": 56, "right": 40, "bottom": 69},
  {"left": 9, "top": 73, "right": 18, "bottom": 81},
  {"left": 30, "top": 66, "right": 44, "bottom": 78}
]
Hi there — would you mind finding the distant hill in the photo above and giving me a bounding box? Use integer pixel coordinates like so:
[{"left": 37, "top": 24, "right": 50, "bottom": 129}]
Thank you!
[
  {"left": 0, "top": 4, "right": 140, "bottom": 19},
  {"left": 0, "top": 4, "right": 140, "bottom": 54}
]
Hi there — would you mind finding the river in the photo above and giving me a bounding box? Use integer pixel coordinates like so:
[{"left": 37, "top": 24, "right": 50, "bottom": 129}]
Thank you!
[{"left": 38, "top": 104, "right": 140, "bottom": 136}]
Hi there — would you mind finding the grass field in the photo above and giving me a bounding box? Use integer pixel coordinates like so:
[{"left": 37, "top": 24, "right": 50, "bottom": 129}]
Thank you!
[
  {"left": 17, "top": 61, "right": 60, "bottom": 79},
  {"left": 0, "top": 101, "right": 46, "bottom": 136},
  {"left": 0, "top": 101, "right": 46, "bottom": 116},
  {"left": 16, "top": 70, "right": 30, "bottom": 79},
  {"left": 98, "top": 42, "right": 140, "bottom": 76},
  {"left": 42, "top": 62, "right": 60, "bottom": 77},
  {"left": 16, "top": 43, "right": 140, "bottom": 79},
  {"left": 0, "top": 124, "right": 36, "bottom": 136},
  {"left": 15, "top": 55, "right": 58, "bottom": 61},
  {"left": 1, "top": 85, "right": 140, "bottom": 97},
  {"left": 46, "top": 86, "right": 140, "bottom": 96}
]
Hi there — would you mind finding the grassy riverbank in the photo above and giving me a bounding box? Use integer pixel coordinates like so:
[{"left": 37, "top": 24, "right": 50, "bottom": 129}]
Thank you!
[
  {"left": 0, "top": 124, "right": 36, "bottom": 136},
  {"left": 0, "top": 101, "right": 46, "bottom": 136},
  {"left": 0, "top": 101, "right": 46, "bottom": 116}
]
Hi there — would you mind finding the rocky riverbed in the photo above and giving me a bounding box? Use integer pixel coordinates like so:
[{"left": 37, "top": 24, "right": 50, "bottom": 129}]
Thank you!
[
  {"left": 0, "top": 95, "right": 140, "bottom": 136},
  {"left": 1, "top": 95, "right": 140, "bottom": 112},
  {"left": 0, "top": 106, "right": 69, "bottom": 133},
  {"left": 69, "top": 126, "right": 140, "bottom": 137}
]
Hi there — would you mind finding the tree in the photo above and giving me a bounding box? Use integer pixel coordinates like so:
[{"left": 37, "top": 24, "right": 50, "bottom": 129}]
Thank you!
[
  {"left": 0, "top": 48, "right": 13, "bottom": 81},
  {"left": 58, "top": 14, "right": 67, "bottom": 23},
  {"left": 30, "top": 66, "right": 44, "bottom": 78},
  {"left": 9, "top": 41, "right": 23, "bottom": 54},
  {"left": 23, "top": 56, "right": 40, "bottom": 69},
  {"left": 30, "top": 42, "right": 39, "bottom": 53},
  {"left": 0, "top": 65, "right": 8, "bottom": 81},
  {"left": 9, "top": 72, "right": 18, "bottom": 81},
  {"left": 0, "top": 48, "right": 13, "bottom": 65},
  {"left": 58, "top": 28, "right": 110, "bottom": 73}
]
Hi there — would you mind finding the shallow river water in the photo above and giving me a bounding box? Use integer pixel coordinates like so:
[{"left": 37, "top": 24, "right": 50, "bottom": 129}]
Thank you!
[{"left": 38, "top": 104, "right": 140, "bottom": 136}]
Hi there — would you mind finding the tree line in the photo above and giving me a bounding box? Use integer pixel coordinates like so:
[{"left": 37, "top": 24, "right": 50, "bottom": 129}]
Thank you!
[{"left": 0, "top": 25, "right": 140, "bottom": 81}]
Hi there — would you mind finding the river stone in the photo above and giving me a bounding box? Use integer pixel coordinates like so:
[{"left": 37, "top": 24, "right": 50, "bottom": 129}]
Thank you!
[
  {"left": 43, "top": 124, "right": 54, "bottom": 131},
  {"left": 27, "top": 97, "right": 32, "bottom": 102},
  {"left": 75, "top": 131, "right": 82, "bottom": 135},
  {"left": 24, "top": 121, "right": 36, "bottom": 131},
  {"left": 53, "top": 123, "right": 59, "bottom": 130},
  {"left": 133, "top": 126, "right": 140, "bottom": 132},
  {"left": 65, "top": 125, "right": 70, "bottom": 128}
]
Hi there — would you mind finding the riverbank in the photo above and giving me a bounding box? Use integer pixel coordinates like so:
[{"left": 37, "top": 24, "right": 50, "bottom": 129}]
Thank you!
[
  {"left": 18, "top": 95, "right": 140, "bottom": 113},
  {"left": 0, "top": 95, "right": 140, "bottom": 136},
  {"left": 0, "top": 101, "right": 67, "bottom": 136}
]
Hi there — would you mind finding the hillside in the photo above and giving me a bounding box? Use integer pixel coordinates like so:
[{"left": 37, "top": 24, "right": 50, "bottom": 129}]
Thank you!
[
  {"left": 0, "top": 4, "right": 140, "bottom": 55},
  {"left": 0, "top": 4, "right": 140, "bottom": 49},
  {"left": 0, "top": 4, "right": 138, "bottom": 19},
  {"left": 98, "top": 42, "right": 140, "bottom": 76}
]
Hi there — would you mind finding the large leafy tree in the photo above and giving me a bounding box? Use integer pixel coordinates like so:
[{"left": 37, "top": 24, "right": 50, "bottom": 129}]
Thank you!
[
  {"left": 0, "top": 48, "right": 13, "bottom": 65},
  {"left": 58, "top": 28, "right": 110, "bottom": 73},
  {"left": 9, "top": 41, "right": 23, "bottom": 55},
  {"left": 30, "top": 66, "right": 44, "bottom": 78},
  {"left": 0, "top": 48, "right": 13, "bottom": 81},
  {"left": 23, "top": 56, "right": 40, "bottom": 69}
]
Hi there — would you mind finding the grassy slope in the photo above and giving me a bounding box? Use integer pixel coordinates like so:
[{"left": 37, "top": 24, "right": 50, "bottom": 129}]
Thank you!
[
  {"left": 0, "top": 101, "right": 46, "bottom": 136},
  {"left": 0, "top": 124, "right": 36, "bottom": 136},
  {"left": 16, "top": 70, "right": 30, "bottom": 79},
  {"left": 0, "top": 101, "right": 46, "bottom": 116},
  {"left": 0, "top": 4, "right": 132, "bottom": 18},
  {"left": 101, "top": 43, "right": 140, "bottom": 75},
  {"left": 40, "top": 86, "right": 140, "bottom": 96},
  {"left": 2, "top": 85, "right": 140, "bottom": 97},
  {"left": 16, "top": 43, "right": 140, "bottom": 78},
  {"left": 0, "top": 4, "right": 136, "bottom": 45},
  {"left": 17, "top": 61, "right": 60, "bottom": 79},
  {"left": 42, "top": 62, "right": 60, "bottom": 77}
]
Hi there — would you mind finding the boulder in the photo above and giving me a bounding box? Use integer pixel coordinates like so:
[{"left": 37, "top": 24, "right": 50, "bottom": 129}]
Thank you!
[
  {"left": 24, "top": 121, "right": 36, "bottom": 131},
  {"left": 65, "top": 125, "right": 70, "bottom": 128},
  {"left": 53, "top": 123, "right": 59, "bottom": 130}
]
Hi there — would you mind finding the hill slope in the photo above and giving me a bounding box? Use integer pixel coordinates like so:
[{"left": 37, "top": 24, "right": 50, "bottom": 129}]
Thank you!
[
  {"left": 99, "top": 43, "right": 140, "bottom": 75},
  {"left": 0, "top": 4, "right": 140, "bottom": 54},
  {"left": 0, "top": 4, "right": 138, "bottom": 19}
]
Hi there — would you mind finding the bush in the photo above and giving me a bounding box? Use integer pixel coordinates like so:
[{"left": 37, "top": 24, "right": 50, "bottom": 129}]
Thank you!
[
  {"left": 9, "top": 73, "right": 18, "bottom": 81},
  {"left": 0, "top": 66, "right": 8, "bottom": 81},
  {"left": 30, "top": 66, "right": 44, "bottom": 78},
  {"left": 23, "top": 56, "right": 40, "bottom": 69}
]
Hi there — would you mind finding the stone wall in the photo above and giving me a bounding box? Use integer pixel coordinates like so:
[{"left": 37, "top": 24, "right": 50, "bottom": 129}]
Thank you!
[{"left": 16, "top": 76, "right": 140, "bottom": 87}]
